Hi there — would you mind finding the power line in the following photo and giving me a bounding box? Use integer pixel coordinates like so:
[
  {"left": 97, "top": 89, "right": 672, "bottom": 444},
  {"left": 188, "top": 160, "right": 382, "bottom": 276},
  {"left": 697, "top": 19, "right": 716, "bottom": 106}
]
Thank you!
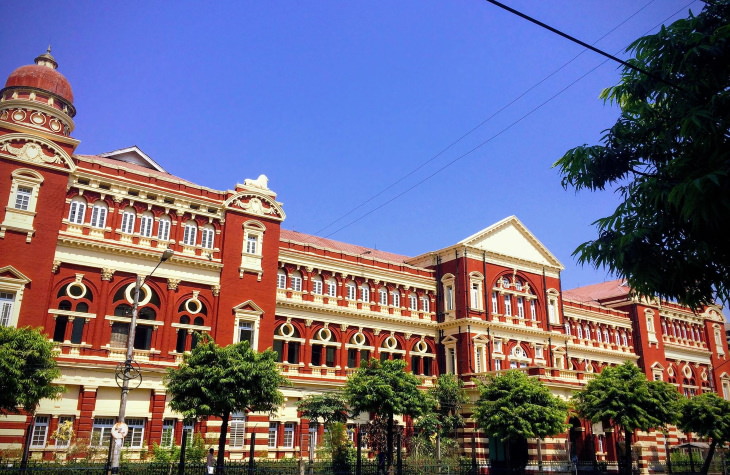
[
  {"left": 483, "top": 0, "right": 688, "bottom": 93},
  {"left": 321, "top": 1, "right": 698, "bottom": 239},
  {"left": 314, "top": 0, "right": 659, "bottom": 236}
]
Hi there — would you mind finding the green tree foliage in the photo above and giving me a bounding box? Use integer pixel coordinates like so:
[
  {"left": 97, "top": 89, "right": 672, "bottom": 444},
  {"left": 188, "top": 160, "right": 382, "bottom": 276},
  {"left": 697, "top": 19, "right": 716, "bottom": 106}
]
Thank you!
[
  {"left": 678, "top": 392, "right": 730, "bottom": 475},
  {"left": 150, "top": 433, "right": 207, "bottom": 464},
  {"left": 344, "top": 358, "right": 431, "bottom": 470},
  {"left": 473, "top": 370, "right": 567, "bottom": 443},
  {"left": 165, "top": 338, "right": 286, "bottom": 471},
  {"left": 574, "top": 362, "right": 681, "bottom": 474},
  {"left": 554, "top": 1, "right": 730, "bottom": 308},
  {"left": 0, "top": 326, "right": 63, "bottom": 414},
  {"left": 297, "top": 392, "right": 349, "bottom": 428}
]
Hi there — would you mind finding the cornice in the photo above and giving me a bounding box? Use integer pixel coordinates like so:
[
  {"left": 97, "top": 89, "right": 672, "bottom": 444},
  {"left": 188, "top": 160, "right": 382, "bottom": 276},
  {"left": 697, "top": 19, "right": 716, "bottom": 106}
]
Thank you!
[
  {"left": 0, "top": 119, "right": 80, "bottom": 147},
  {"left": 563, "top": 306, "right": 631, "bottom": 328},
  {"left": 565, "top": 343, "right": 639, "bottom": 362},
  {"left": 279, "top": 248, "right": 435, "bottom": 291},
  {"left": 436, "top": 317, "right": 570, "bottom": 341},
  {"left": 0, "top": 98, "right": 76, "bottom": 133}
]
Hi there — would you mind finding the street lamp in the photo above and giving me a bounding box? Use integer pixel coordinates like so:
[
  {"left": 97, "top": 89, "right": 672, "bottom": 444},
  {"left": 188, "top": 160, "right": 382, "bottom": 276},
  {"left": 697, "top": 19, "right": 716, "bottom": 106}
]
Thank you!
[{"left": 110, "top": 248, "right": 174, "bottom": 473}]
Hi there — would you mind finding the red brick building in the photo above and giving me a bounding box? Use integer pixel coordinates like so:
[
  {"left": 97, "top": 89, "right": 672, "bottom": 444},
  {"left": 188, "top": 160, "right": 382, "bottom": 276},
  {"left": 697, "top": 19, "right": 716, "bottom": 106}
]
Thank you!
[{"left": 1, "top": 51, "right": 728, "bottom": 466}]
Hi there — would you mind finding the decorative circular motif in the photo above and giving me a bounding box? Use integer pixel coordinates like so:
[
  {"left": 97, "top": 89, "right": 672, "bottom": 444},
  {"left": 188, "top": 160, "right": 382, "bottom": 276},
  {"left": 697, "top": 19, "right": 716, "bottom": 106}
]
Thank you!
[
  {"left": 49, "top": 119, "right": 62, "bottom": 132},
  {"left": 30, "top": 112, "right": 45, "bottom": 125},
  {"left": 317, "top": 327, "right": 332, "bottom": 342},
  {"left": 384, "top": 336, "right": 398, "bottom": 349},
  {"left": 682, "top": 365, "right": 692, "bottom": 378},
  {"left": 414, "top": 340, "right": 428, "bottom": 353},
  {"left": 352, "top": 332, "right": 366, "bottom": 346},
  {"left": 125, "top": 282, "right": 152, "bottom": 306},
  {"left": 12, "top": 110, "right": 26, "bottom": 122},
  {"left": 185, "top": 298, "right": 202, "bottom": 314},
  {"left": 279, "top": 322, "right": 295, "bottom": 337},
  {"left": 66, "top": 281, "right": 87, "bottom": 299}
]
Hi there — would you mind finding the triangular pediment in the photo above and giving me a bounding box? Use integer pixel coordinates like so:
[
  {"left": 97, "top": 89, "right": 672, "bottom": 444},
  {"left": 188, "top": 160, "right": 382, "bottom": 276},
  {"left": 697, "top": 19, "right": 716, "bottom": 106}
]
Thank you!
[
  {"left": 0, "top": 265, "right": 31, "bottom": 284},
  {"left": 459, "top": 216, "right": 563, "bottom": 269},
  {"left": 233, "top": 300, "right": 264, "bottom": 315},
  {"left": 99, "top": 146, "right": 166, "bottom": 173}
]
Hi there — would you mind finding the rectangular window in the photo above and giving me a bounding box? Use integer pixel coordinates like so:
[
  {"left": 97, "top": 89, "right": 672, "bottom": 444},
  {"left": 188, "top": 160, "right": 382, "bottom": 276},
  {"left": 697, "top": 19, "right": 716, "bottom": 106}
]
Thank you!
[
  {"left": 268, "top": 423, "right": 278, "bottom": 448},
  {"left": 201, "top": 228, "right": 215, "bottom": 249},
  {"left": 494, "top": 359, "right": 502, "bottom": 371},
  {"left": 577, "top": 325, "right": 584, "bottom": 339},
  {"left": 493, "top": 339, "right": 502, "bottom": 353},
  {"left": 230, "top": 414, "right": 246, "bottom": 448},
  {"left": 503, "top": 295, "right": 512, "bottom": 316},
  {"left": 548, "top": 299, "right": 557, "bottom": 323},
  {"left": 0, "top": 292, "right": 15, "bottom": 327},
  {"left": 183, "top": 420, "right": 194, "bottom": 446},
  {"left": 14, "top": 186, "right": 32, "bottom": 210},
  {"left": 445, "top": 286, "right": 453, "bottom": 311},
  {"left": 30, "top": 416, "right": 49, "bottom": 448},
  {"left": 277, "top": 272, "right": 286, "bottom": 289},
  {"left": 162, "top": 419, "right": 175, "bottom": 447},
  {"left": 409, "top": 295, "right": 418, "bottom": 311},
  {"left": 183, "top": 224, "right": 197, "bottom": 246},
  {"left": 291, "top": 276, "right": 302, "bottom": 292},
  {"left": 379, "top": 289, "right": 388, "bottom": 306},
  {"left": 68, "top": 200, "right": 86, "bottom": 224},
  {"left": 283, "top": 423, "right": 295, "bottom": 448},
  {"left": 491, "top": 292, "right": 498, "bottom": 314},
  {"left": 420, "top": 297, "right": 429, "bottom": 312},
  {"left": 517, "top": 297, "right": 525, "bottom": 318},
  {"left": 238, "top": 320, "right": 253, "bottom": 344},
  {"left": 392, "top": 292, "right": 400, "bottom": 308},
  {"left": 470, "top": 283, "right": 480, "bottom": 309},
  {"left": 530, "top": 300, "right": 537, "bottom": 320},
  {"left": 55, "top": 416, "right": 73, "bottom": 448},
  {"left": 123, "top": 418, "right": 145, "bottom": 448},
  {"left": 157, "top": 218, "right": 171, "bottom": 241},
  {"left": 360, "top": 287, "right": 370, "bottom": 302},
  {"left": 622, "top": 333, "right": 628, "bottom": 346},
  {"left": 312, "top": 280, "right": 323, "bottom": 295},
  {"left": 535, "top": 345, "right": 543, "bottom": 359},
  {"left": 91, "top": 418, "right": 115, "bottom": 447},
  {"left": 120, "top": 211, "right": 135, "bottom": 234},
  {"left": 346, "top": 285, "right": 356, "bottom": 300},
  {"left": 90, "top": 205, "right": 107, "bottom": 228},
  {"left": 139, "top": 214, "right": 153, "bottom": 237},
  {"left": 326, "top": 281, "right": 337, "bottom": 297},
  {"left": 246, "top": 234, "right": 258, "bottom": 254}
]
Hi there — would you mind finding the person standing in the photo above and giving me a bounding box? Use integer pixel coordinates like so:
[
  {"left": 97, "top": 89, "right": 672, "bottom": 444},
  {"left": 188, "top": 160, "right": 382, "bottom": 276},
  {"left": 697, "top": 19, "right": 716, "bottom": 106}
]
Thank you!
[{"left": 206, "top": 448, "right": 215, "bottom": 474}]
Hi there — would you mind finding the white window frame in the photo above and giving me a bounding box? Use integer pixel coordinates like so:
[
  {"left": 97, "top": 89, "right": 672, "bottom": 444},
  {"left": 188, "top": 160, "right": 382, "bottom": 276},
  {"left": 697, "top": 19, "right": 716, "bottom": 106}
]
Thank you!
[
  {"left": 230, "top": 414, "right": 246, "bottom": 448},
  {"left": 201, "top": 225, "right": 215, "bottom": 249},
  {"left": 3, "top": 169, "right": 44, "bottom": 236},
  {"left": 311, "top": 277, "right": 323, "bottom": 295},
  {"left": 517, "top": 297, "right": 525, "bottom": 318},
  {"left": 55, "top": 416, "right": 73, "bottom": 448},
  {"left": 120, "top": 207, "right": 136, "bottom": 234},
  {"left": 123, "top": 418, "right": 145, "bottom": 448},
  {"left": 409, "top": 295, "right": 418, "bottom": 311},
  {"left": 90, "top": 202, "right": 108, "bottom": 229},
  {"left": 68, "top": 197, "right": 87, "bottom": 224},
  {"left": 268, "top": 422, "right": 278, "bottom": 448},
  {"left": 379, "top": 289, "right": 388, "bottom": 306},
  {"left": 245, "top": 233, "right": 259, "bottom": 254},
  {"left": 346, "top": 283, "right": 356, "bottom": 300},
  {"left": 277, "top": 270, "right": 287, "bottom": 289},
  {"left": 161, "top": 419, "right": 175, "bottom": 448},
  {"left": 283, "top": 422, "right": 295, "bottom": 448},
  {"left": 326, "top": 279, "right": 337, "bottom": 297},
  {"left": 360, "top": 285, "right": 370, "bottom": 303},
  {"left": 491, "top": 292, "right": 498, "bottom": 314},
  {"left": 233, "top": 301, "right": 262, "bottom": 351},
  {"left": 420, "top": 296, "right": 430, "bottom": 312},
  {"left": 157, "top": 215, "right": 171, "bottom": 241},
  {"left": 391, "top": 291, "right": 401, "bottom": 308},
  {"left": 91, "top": 418, "right": 115, "bottom": 447},
  {"left": 13, "top": 185, "right": 32, "bottom": 210},
  {"left": 290, "top": 273, "right": 302, "bottom": 292},
  {"left": 503, "top": 295, "right": 512, "bottom": 316},
  {"left": 0, "top": 267, "right": 29, "bottom": 328},
  {"left": 30, "top": 416, "right": 49, "bottom": 448},
  {"left": 182, "top": 221, "right": 197, "bottom": 246},
  {"left": 0, "top": 291, "right": 15, "bottom": 327},
  {"left": 139, "top": 212, "right": 154, "bottom": 237},
  {"left": 530, "top": 300, "right": 537, "bottom": 320}
]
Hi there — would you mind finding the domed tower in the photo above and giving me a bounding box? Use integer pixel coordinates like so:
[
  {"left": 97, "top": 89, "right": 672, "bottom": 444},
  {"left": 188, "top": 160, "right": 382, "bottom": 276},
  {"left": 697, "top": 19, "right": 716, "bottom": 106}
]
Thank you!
[{"left": 0, "top": 48, "right": 76, "bottom": 137}]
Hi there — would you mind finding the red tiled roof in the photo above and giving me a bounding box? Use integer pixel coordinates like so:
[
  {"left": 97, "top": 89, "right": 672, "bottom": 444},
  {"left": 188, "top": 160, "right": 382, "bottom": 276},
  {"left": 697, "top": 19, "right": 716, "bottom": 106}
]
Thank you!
[
  {"left": 563, "top": 279, "right": 631, "bottom": 304},
  {"left": 280, "top": 229, "right": 411, "bottom": 263}
]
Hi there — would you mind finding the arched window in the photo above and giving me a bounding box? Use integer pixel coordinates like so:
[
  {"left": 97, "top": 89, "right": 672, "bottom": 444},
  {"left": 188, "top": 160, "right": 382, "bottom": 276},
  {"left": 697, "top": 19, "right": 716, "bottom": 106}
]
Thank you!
[
  {"left": 201, "top": 225, "right": 215, "bottom": 249},
  {"left": 326, "top": 278, "right": 337, "bottom": 297},
  {"left": 89, "top": 201, "right": 108, "bottom": 228},
  {"left": 379, "top": 288, "right": 388, "bottom": 306},
  {"left": 379, "top": 335, "right": 403, "bottom": 362},
  {"left": 359, "top": 284, "right": 370, "bottom": 303},
  {"left": 110, "top": 282, "right": 161, "bottom": 350},
  {"left": 345, "top": 281, "right": 356, "bottom": 300},
  {"left": 120, "top": 207, "right": 136, "bottom": 234},
  {"left": 68, "top": 197, "right": 87, "bottom": 224},
  {"left": 157, "top": 215, "right": 171, "bottom": 241},
  {"left": 139, "top": 212, "right": 154, "bottom": 237},
  {"left": 272, "top": 322, "right": 301, "bottom": 364},
  {"left": 311, "top": 275, "right": 323, "bottom": 295},
  {"left": 311, "top": 326, "right": 337, "bottom": 367},
  {"left": 277, "top": 269, "right": 287, "bottom": 289},
  {"left": 289, "top": 271, "right": 302, "bottom": 292},
  {"left": 182, "top": 221, "right": 198, "bottom": 246}
]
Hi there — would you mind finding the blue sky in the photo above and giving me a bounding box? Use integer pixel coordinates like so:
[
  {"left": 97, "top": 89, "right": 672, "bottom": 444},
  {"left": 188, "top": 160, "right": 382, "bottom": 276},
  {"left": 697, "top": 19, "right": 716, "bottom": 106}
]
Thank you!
[{"left": 1, "top": 0, "right": 705, "bottom": 292}]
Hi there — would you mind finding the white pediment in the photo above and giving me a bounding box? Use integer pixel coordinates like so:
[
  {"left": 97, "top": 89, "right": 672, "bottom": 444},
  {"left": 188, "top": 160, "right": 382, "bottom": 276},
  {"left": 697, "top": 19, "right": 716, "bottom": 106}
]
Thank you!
[
  {"left": 459, "top": 216, "right": 563, "bottom": 269},
  {"left": 99, "top": 146, "right": 166, "bottom": 173}
]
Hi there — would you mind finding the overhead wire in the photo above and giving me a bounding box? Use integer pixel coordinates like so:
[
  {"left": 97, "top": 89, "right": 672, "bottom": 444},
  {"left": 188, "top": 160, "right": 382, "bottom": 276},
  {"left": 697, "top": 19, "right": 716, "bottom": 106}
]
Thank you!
[
  {"left": 318, "top": 1, "right": 699, "bottom": 239},
  {"left": 314, "top": 1, "right": 658, "bottom": 236}
]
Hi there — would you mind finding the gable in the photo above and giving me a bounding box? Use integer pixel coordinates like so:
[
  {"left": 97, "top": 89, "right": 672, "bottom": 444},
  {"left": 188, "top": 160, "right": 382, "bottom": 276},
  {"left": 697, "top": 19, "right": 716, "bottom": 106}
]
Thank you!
[
  {"left": 459, "top": 216, "right": 563, "bottom": 269},
  {"left": 99, "top": 146, "right": 166, "bottom": 173}
]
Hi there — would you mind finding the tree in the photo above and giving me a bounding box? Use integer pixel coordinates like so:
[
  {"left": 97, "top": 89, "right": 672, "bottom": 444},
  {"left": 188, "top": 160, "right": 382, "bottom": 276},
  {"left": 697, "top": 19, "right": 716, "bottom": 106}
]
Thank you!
[
  {"left": 344, "top": 358, "right": 431, "bottom": 470},
  {"left": 473, "top": 370, "right": 567, "bottom": 468},
  {"left": 574, "top": 362, "right": 681, "bottom": 474},
  {"left": 554, "top": 1, "right": 730, "bottom": 308},
  {"left": 165, "top": 337, "right": 286, "bottom": 472},
  {"left": 0, "top": 326, "right": 63, "bottom": 414},
  {"left": 678, "top": 392, "right": 730, "bottom": 475},
  {"left": 297, "top": 392, "right": 349, "bottom": 429}
]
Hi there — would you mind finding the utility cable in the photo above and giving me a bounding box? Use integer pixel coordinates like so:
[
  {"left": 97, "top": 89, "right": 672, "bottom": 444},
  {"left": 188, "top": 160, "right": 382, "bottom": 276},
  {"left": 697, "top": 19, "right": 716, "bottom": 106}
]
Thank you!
[
  {"left": 313, "top": 0, "right": 658, "bottom": 236},
  {"left": 320, "top": 1, "right": 697, "bottom": 239}
]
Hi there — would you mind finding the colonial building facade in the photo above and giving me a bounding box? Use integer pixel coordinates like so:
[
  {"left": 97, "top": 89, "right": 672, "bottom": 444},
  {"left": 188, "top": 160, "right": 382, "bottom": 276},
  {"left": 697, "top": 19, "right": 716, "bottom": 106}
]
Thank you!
[{"left": 1, "top": 51, "right": 728, "bottom": 465}]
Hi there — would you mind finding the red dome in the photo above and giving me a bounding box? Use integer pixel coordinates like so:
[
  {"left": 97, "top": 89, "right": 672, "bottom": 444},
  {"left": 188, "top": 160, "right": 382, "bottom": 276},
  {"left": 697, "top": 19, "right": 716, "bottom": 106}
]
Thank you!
[{"left": 5, "top": 63, "right": 74, "bottom": 104}]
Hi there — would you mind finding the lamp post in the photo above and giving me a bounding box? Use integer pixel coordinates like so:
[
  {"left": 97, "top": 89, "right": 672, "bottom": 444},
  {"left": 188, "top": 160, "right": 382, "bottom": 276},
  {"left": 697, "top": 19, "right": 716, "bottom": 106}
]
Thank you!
[{"left": 110, "top": 248, "right": 174, "bottom": 473}]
